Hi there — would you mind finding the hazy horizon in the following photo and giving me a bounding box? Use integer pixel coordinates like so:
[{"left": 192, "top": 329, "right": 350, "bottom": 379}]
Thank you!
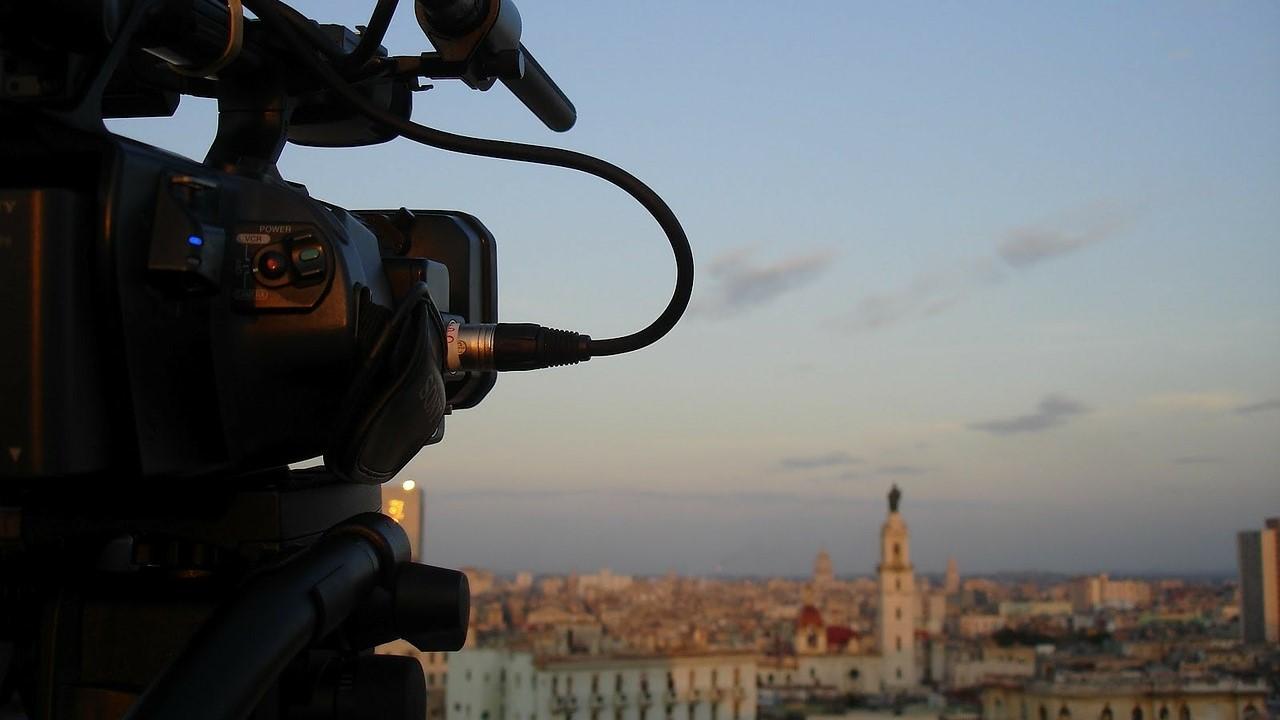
[{"left": 113, "top": 1, "right": 1279, "bottom": 578}]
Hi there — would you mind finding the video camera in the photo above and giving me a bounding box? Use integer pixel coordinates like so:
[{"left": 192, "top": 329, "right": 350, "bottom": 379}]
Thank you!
[{"left": 0, "top": 0, "right": 692, "bottom": 717}]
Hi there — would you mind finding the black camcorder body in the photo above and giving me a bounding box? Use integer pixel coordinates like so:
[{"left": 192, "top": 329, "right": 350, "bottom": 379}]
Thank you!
[{"left": 1, "top": 117, "right": 497, "bottom": 485}]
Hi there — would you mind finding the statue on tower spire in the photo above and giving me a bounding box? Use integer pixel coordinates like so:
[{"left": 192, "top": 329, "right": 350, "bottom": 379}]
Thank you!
[{"left": 888, "top": 484, "right": 902, "bottom": 513}]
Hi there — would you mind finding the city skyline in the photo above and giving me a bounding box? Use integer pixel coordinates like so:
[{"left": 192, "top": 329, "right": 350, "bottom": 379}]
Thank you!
[{"left": 112, "top": 2, "right": 1280, "bottom": 577}]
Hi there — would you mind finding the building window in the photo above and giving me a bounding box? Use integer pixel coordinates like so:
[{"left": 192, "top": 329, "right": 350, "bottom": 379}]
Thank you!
[
  {"left": 1178, "top": 708, "right": 1190, "bottom": 720},
  {"left": 1060, "top": 707, "right": 1071, "bottom": 720},
  {"left": 711, "top": 670, "right": 718, "bottom": 688},
  {"left": 1242, "top": 705, "right": 1259, "bottom": 720},
  {"left": 893, "top": 543, "right": 901, "bottom": 560},
  {"left": 466, "top": 670, "right": 473, "bottom": 682},
  {"left": 896, "top": 636, "right": 902, "bottom": 651},
  {"left": 1101, "top": 706, "right": 1113, "bottom": 720},
  {"left": 733, "top": 667, "right": 740, "bottom": 687},
  {"left": 1040, "top": 706, "right": 1048, "bottom": 720},
  {"left": 616, "top": 674, "right": 624, "bottom": 692},
  {"left": 592, "top": 674, "right": 599, "bottom": 693},
  {"left": 1159, "top": 707, "right": 1169, "bottom": 720},
  {"left": 895, "top": 607, "right": 902, "bottom": 620},
  {"left": 895, "top": 668, "right": 902, "bottom": 680},
  {"left": 896, "top": 578, "right": 902, "bottom": 591},
  {"left": 1131, "top": 709, "right": 1142, "bottom": 720}
]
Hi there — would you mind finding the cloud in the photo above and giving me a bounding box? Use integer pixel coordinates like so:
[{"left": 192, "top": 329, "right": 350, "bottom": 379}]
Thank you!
[
  {"left": 876, "top": 464, "right": 928, "bottom": 476},
  {"left": 846, "top": 259, "right": 1003, "bottom": 332},
  {"left": 1172, "top": 455, "right": 1224, "bottom": 465},
  {"left": 845, "top": 201, "right": 1134, "bottom": 332},
  {"left": 1235, "top": 399, "right": 1280, "bottom": 416},
  {"left": 1144, "top": 392, "right": 1242, "bottom": 413},
  {"left": 696, "top": 246, "right": 835, "bottom": 318},
  {"left": 969, "top": 394, "right": 1089, "bottom": 436},
  {"left": 778, "top": 451, "right": 861, "bottom": 471},
  {"left": 997, "top": 203, "right": 1133, "bottom": 268}
]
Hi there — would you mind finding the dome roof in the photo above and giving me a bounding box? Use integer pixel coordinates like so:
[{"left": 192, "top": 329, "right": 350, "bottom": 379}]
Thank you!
[{"left": 796, "top": 604, "right": 824, "bottom": 628}]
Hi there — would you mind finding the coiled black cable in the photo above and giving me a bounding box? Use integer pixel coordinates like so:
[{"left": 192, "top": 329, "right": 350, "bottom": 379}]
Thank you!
[{"left": 243, "top": 0, "right": 694, "bottom": 358}]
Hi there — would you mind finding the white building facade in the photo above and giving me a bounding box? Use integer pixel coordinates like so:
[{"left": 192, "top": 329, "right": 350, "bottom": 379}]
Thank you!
[{"left": 447, "top": 649, "right": 758, "bottom": 720}]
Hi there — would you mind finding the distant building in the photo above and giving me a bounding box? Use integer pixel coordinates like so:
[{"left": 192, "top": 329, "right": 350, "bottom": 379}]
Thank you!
[
  {"left": 464, "top": 567, "right": 497, "bottom": 596},
  {"left": 956, "top": 614, "right": 1005, "bottom": 639},
  {"left": 381, "top": 481, "right": 425, "bottom": 560},
  {"left": 1069, "top": 574, "right": 1153, "bottom": 612},
  {"left": 814, "top": 549, "right": 835, "bottom": 587},
  {"left": 379, "top": 641, "right": 449, "bottom": 720},
  {"left": 946, "top": 557, "right": 961, "bottom": 595},
  {"left": 446, "top": 649, "right": 757, "bottom": 720},
  {"left": 796, "top": 604, "right": 829, "bottom": 655},
  {"left": 1236, "top": 517, "right": 1279, "bottom": 645},
  {"left": 980, "top": 673, "right": 1268, "bottom": 720},
  {"left": 925, "top": 592, "right": 948, "bottom": 636},
  {"left": 878, "top": 484, "right": 918, "bottom": 689},
  {"left": 943, "top": 643, "right": 1037, "bottom": 690},
  {"left": 998, "top": 601, "right": 1074, "bottom": 620},
  {"left": 577, "top": 568, "right": 633, "bottom": 594}
]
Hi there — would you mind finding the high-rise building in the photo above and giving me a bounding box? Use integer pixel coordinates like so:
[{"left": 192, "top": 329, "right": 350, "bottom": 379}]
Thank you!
[
  {"left": 945, "top": 556, "right": 960, "bottom": 595},
  {"left": 813, "top": 548, "right": 834, "bottom": 587},
  {"left": 381, "top": 479, "right": 425, "bottom": 560},
  {"left": 877, "top": 484, "right": 917, "bottom": 689},
  {"left": 1237, "top": 517, "right": 1280, "bottom": 645}
]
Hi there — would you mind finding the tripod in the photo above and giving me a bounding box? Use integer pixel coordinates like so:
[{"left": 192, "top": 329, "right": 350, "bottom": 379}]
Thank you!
[{"left": 0, "top": 467, "right": 468, "bottom": 719}]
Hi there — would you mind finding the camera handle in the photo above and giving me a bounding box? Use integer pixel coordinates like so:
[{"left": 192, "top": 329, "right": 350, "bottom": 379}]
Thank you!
[{"left": 124, "top": 512, "right": 469, "bottom": 720}]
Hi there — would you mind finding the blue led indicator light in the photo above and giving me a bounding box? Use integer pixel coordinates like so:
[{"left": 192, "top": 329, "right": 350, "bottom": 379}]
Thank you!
[{"left": 187, "top": 235, "right": 204, "bottom": 247}]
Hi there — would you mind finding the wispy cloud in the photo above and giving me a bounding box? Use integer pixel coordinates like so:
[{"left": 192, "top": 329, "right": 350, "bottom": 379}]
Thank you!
[
  {"left": 696, "top": 246, "right": 835, "bottom": 318},
  {"left": 846, "top": 259, "right": 1003, "bottom": 332},
  {"left": 778, "top": 451, "right": 861, "bottom": 471},
  {"left": 1235, "top": 398, "right": 1280, "bottom": 416},
  {"left": 997, "top": 202, "right": 1134, "bottom": 269},
  {"left": 876, "top": 464, "right": 928, "bottom": 476},
  {"left": 846, "top": 202, "right": 1134, "bottom": 332},
  {"left": 1144, "top": 392, "right": 1242, "bottom": 413},
  {"left": 970, "top": 394, "right": 1089, "bottom": 436},
  {"left": 1173, "top": 455, "right": 1224, "bottom": 465}
]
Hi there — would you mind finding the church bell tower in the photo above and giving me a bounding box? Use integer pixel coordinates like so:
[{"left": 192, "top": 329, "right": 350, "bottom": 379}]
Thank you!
[{"left": 877, "top": 484, "right": 917, "bottom": 689}]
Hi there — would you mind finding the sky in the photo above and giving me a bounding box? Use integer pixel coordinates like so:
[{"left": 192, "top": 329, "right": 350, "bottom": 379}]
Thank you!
[{"left": 110, "top": 1, "right": 1280, "bottom": 577}]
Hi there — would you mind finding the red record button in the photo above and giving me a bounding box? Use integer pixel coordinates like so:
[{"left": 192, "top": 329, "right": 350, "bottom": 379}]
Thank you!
[{"left": 258, "top": 250, "right": 289, "bottom": 279}]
